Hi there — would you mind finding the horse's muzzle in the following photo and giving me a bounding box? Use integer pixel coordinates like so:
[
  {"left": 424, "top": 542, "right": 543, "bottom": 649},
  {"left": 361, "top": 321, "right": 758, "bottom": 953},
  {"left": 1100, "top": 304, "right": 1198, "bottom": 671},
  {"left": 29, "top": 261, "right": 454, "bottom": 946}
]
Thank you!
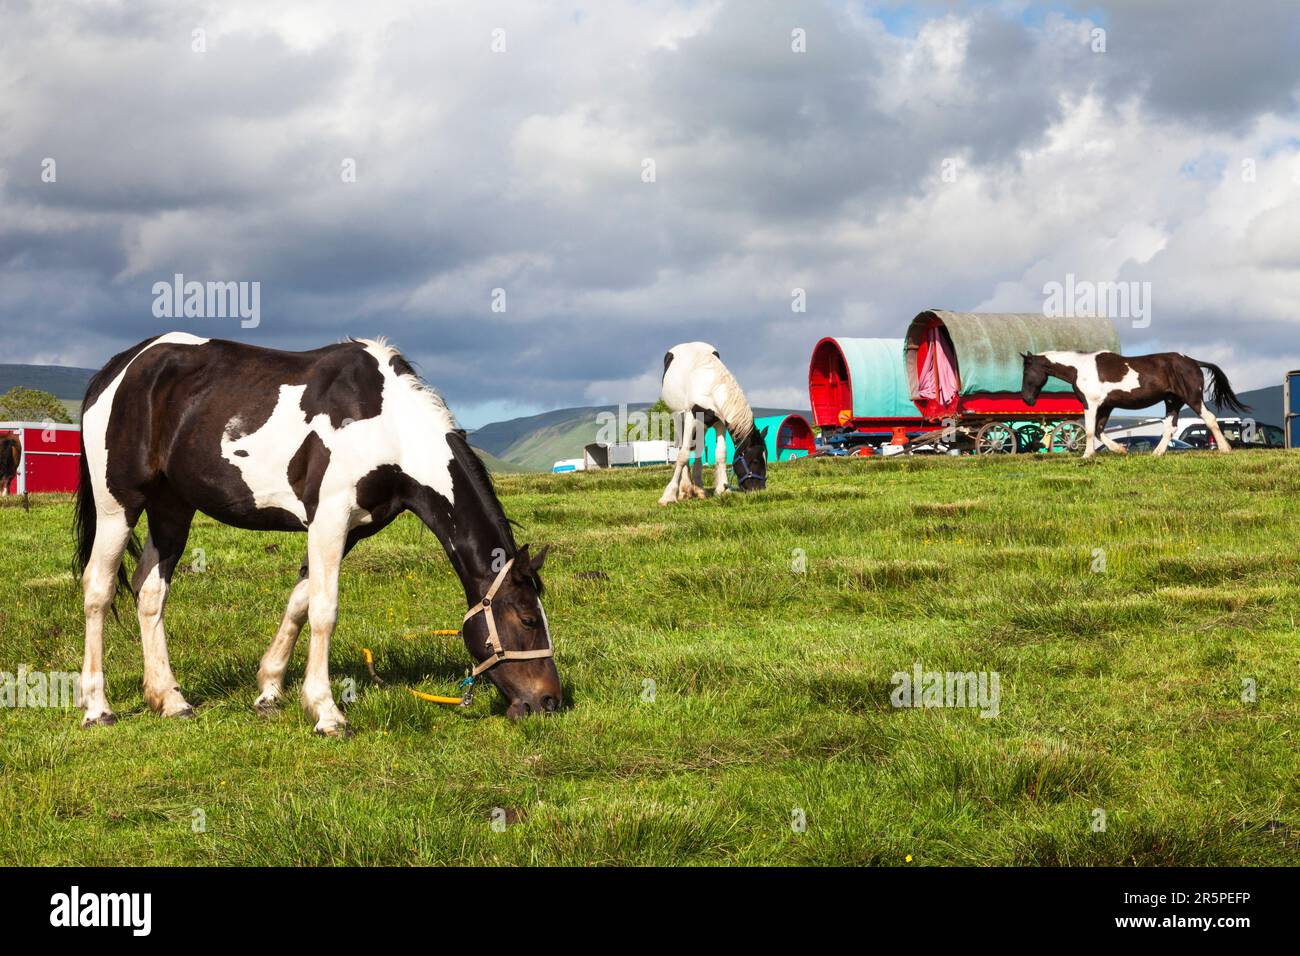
[{"left": 506, "top": 694, "right": 562, "bottom": 720}]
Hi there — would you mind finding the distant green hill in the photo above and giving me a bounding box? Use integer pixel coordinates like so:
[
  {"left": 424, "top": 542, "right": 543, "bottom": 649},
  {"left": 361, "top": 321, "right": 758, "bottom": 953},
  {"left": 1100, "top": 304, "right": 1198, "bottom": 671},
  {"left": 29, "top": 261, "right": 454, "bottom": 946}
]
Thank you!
[
  {"left": 470, "top": 403, "right": 810, "bottom": 472},
  {"left": 1213, "top": 384, "right": 1282, "bottom": 424},
  {"left": 470, "top": 446, "right": 537, "bottom": 474},
  {"left": 0, "top": 364, "right": 96, "bottom": 422},
  {"left": 0, "top": 364, "right": 95, "bottom": 400}
]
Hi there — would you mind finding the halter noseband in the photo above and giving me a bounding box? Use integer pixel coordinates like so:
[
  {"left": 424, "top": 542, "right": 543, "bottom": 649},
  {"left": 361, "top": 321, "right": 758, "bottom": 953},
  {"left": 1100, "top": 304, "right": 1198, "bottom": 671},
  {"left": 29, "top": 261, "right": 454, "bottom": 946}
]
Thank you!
[
  {"left": 733, "top": 451, "right": 767, "bottom": 489},
  {"left": 462, "top": 557, "right": 554, "bottom": 678}
]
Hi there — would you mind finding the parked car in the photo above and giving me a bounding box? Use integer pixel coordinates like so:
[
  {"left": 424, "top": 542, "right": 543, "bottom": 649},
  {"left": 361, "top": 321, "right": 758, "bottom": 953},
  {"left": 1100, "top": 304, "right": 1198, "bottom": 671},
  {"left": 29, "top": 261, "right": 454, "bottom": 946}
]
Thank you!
[
  {"left": 1106, "top": 436, "right": 1195, "bottom": 454},
  {"left": 1178, "top": 419, "right": 1284, "bottom": 450},
  {"left": 1107, "top": 416, "right": 1284, "bottom": 451}
]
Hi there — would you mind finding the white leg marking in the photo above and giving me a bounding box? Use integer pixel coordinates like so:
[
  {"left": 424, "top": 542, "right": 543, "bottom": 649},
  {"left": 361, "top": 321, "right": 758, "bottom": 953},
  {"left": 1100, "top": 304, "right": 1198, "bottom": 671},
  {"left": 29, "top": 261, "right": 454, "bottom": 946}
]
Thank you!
[
  {"left": 1152, "top": 410, "right": 1177, "bottom": 457},
  {"left": 1081, "top": 406, "right": 1098, "bottom": 458},
  {"left": 660, "top": 412, "right": 695, "bottom": 506},
  {"left": 301, "top": 514, "right": 349, "bottom": 736},
  {"left": 714, "top": 425, "right": 729, "bottom": 495},
  {"left": 134, "top": 534, "right": 192, "bottom": 717},
  {"left": 80, "top": 512, "right": 134, "bottom": 727},
  {"left": 1097, "top": 416, "right": 1127, "bottom": 454},
  {"left": 1200, "top": 407, "right": 1233, "bottom": 453},
  {"left": 256, "top": 568, "right": 310, "bottom": 712}
]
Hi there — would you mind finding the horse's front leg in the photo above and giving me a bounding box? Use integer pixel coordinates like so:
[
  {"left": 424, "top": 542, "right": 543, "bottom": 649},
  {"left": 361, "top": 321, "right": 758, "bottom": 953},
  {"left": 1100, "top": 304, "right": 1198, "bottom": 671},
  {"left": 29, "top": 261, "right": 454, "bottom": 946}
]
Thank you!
[
  {"left": 302, "top": 512, "right": 351, "bottom": 737},
  {"left": 1081, "top": 406, "right": 1099, "bottom": 458},
  {"left": 713, "top": 426, "right": 729, "bottom": 495},
  {"left": 1151, "top": 399, "right": 1179, "bottom": 457},
  {"left": 660, "top": 413, "right": 695, "bottom": 506},
  {"left": 1094, "top": 406, "right": 1126, "bottom": 454}
]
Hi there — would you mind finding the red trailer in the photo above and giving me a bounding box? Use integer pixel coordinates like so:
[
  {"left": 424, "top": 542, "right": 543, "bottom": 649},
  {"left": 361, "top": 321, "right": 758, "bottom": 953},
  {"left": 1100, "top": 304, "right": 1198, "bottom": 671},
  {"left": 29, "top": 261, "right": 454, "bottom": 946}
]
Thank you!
[{"left": 0, "top": 422, "right": 82, "bottom": 495}]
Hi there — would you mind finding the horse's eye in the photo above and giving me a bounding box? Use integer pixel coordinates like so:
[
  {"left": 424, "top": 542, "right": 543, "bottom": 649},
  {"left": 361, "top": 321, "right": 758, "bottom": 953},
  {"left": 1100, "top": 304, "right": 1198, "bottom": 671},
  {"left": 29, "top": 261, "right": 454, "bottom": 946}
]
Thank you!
[{"left": 521, "top": 615, "right": 540, "bottom": 629}]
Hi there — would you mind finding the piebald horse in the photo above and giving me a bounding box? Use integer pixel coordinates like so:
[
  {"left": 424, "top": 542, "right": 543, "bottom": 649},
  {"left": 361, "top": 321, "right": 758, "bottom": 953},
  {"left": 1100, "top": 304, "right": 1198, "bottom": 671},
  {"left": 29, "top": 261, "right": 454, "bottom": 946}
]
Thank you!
[
  {"left": 74, "top": 332, "right": 561, "bottom": 735},
  {"left": 658, "top": 342, "right": 767, "bottom": 505},
  {"left": 0, "top": 434, "right": 19, "bottom": 495},
  {"left": 1021, "top": 351, "right": 1249, "bottom": 458}
]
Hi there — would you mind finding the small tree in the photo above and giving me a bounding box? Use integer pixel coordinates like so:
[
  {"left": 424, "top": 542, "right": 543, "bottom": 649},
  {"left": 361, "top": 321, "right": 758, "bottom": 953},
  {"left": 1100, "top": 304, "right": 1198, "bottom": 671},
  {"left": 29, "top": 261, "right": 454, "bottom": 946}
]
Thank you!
[
  {"left": 624, "top": 398, "right": 675, "bottom": 443},
  {"left": 0, "top": 387, "right": 72, "bottom": 424}
]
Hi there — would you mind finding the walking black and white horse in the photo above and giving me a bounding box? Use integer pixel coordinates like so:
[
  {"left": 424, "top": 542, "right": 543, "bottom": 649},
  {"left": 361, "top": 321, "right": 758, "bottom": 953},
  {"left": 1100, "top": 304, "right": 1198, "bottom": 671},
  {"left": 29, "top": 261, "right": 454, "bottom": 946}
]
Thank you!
[
  {"left": 0, "top": 434, "right": 19, "bottom": 495},
  {"left": 658, "top": 342, "right": 767, "bottom": 505},
  {"left": 1021, "top": 351, "right": 1249, "bottom": 458},
  {"left": 74, "top": 332, "right": 561, "bottom": 735}
]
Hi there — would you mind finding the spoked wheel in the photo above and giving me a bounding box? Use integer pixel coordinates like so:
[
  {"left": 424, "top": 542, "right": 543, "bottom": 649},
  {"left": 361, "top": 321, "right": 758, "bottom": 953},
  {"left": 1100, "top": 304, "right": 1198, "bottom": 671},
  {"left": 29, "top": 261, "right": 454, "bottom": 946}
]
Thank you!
[
  {"left": 1014, "top": 423, "right": 1045, "bottom": 453},
  {"left": 975, "top": 421, "right": 1018, "bottom": 455},
  {"left": 1051, "top": 420, "right": 1088, "bottom": 453}
]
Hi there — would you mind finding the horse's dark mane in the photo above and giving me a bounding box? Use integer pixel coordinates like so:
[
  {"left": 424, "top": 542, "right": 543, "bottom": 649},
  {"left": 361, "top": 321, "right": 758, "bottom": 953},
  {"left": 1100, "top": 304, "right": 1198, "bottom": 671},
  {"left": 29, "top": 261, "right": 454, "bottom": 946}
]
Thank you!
[{"left": 444, "top": 431, "right": 544, "bottom": 593}]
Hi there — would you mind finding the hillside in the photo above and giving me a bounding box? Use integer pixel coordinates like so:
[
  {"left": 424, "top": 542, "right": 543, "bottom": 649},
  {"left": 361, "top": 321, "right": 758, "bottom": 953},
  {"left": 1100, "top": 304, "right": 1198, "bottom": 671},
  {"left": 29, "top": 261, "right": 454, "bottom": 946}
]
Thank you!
[
  {"left": 470, "top": 403, "right": 811, "bottom": 472},
  {"left": 470, "top": 446, "right": 531, "bottom": 474},
  {"left": 0, "top": 363, "right": 96, "bottom": 422},
  {"left": 0, "top": 363, "right": 96, "bottom": 399},
  {"left": 1213, "top": 383, "right": 1282, "bottom": 423}
]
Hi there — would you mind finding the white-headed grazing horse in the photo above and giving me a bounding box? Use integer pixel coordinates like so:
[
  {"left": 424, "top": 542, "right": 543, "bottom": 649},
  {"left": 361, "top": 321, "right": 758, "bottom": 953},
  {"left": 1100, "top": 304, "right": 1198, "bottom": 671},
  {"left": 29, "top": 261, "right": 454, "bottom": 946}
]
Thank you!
[
  {"left": 1021, "top": 350, "right": 1250, "bottom": 458},
  {"left": 658, "top": 342, "right": 767, "bottom": 506}
]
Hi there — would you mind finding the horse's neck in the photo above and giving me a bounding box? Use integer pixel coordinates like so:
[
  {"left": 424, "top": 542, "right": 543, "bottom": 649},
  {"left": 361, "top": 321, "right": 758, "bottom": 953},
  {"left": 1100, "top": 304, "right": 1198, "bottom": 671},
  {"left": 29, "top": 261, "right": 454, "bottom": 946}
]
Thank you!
[
  {"left": 407, "top": 444, "right": 514, "bottom": 606},
  {"left": 727, "top": 414, "right": 754, "bottom": 446}
]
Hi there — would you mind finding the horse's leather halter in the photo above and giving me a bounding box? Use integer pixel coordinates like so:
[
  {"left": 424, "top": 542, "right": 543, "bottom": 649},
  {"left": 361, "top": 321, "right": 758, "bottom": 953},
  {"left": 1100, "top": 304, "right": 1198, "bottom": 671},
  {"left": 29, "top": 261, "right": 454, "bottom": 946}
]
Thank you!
[{"left": 463, "top": 557, "right": 554, "bottom": 678}]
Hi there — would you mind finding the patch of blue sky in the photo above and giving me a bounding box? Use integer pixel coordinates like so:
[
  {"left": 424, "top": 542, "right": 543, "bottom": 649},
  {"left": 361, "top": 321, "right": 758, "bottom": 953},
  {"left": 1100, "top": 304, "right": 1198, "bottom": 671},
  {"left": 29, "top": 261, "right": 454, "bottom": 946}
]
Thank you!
[{"left": 861, "top": 1, "right": 1106, "bottom": 37}]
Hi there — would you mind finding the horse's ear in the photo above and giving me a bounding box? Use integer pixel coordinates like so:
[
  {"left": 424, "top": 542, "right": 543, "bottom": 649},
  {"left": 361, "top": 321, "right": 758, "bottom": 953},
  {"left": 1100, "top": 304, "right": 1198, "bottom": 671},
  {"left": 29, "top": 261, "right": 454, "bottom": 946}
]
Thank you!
[
  {"left": 529, "top": 545, "right": 549, "bottom": 573},
  {"left": 759, "top": 426, "right": 769, "bottom": 439}
]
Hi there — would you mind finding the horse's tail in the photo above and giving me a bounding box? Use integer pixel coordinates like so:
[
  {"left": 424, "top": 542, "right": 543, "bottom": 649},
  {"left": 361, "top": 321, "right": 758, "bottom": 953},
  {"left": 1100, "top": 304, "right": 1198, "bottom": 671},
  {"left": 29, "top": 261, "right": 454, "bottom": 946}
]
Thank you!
[
  {"left": 1198, "top": 360, "right": 1251, "bottom": 414},
  {"left": 73, "top": 360, "right": 143, "bottom": 609}
]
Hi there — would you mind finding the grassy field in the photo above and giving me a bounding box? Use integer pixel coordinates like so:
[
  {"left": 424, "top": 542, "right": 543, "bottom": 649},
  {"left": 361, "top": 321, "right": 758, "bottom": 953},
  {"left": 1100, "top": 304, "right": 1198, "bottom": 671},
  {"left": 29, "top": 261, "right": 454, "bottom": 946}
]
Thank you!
[{"left": 1, "top": 452, "right": 1297, "bottom": 866}]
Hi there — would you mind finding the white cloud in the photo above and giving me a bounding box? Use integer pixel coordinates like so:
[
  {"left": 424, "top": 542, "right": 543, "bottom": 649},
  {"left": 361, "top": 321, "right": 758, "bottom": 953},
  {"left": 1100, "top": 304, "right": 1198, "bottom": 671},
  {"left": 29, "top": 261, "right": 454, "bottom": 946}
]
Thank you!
[{"left": 1, "top": 0, "right": 1298, "bottom": 412}]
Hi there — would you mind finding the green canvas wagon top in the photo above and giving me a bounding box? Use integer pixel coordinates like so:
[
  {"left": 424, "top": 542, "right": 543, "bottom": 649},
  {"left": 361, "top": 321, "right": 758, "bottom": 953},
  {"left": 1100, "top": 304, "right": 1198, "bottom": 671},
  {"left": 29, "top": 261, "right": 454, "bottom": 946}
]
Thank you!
[{"left": 904, "top": 310, "right": 1120, "bottom": 420}]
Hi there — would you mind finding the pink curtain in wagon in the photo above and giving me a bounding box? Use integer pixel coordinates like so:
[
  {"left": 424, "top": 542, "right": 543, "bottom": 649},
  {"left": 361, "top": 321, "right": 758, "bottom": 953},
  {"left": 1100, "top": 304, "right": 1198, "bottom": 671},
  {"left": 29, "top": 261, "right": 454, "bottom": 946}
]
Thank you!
[{"left": 917, "top": 327, "right": 959, "bottom": 405}]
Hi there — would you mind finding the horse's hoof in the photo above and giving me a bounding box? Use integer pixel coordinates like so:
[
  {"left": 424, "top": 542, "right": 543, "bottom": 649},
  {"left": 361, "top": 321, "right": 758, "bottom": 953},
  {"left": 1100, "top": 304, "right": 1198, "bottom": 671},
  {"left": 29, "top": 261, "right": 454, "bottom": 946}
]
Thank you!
[
  {"left": 168, "top": 705, "right": 195, "bottom": 719},
  {"left": 254, "top": 698, "right": 280, "bottom": 718},
  {"left": 314, "top": 722, "right": 353, "bottom": 739},
  {"left": 81, "top": 713, "right": 117, "bottom": 728}
]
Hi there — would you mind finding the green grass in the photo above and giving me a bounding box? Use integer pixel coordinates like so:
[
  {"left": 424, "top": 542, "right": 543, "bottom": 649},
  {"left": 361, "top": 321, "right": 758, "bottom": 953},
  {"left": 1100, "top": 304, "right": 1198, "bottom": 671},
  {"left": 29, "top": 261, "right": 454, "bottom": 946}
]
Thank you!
[{"left": 1, "top": 451, "right": 1297, "bottom": 866}]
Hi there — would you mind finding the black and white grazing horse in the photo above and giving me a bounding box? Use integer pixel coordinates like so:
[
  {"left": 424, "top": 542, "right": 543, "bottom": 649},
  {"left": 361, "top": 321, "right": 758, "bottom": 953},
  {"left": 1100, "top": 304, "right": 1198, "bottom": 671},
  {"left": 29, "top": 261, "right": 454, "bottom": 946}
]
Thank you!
[
  {"left": 1021, "top": 350, "right": 1249, "bottom": 458},
  {"left": 0, "top": 434, "right": 19, "bottom": 495},
  {"left": 658, "top": 342, "right": 767, "bottom": 505},
  {"left": 74, "top": 332, "right": 561, "bottom": 735}
]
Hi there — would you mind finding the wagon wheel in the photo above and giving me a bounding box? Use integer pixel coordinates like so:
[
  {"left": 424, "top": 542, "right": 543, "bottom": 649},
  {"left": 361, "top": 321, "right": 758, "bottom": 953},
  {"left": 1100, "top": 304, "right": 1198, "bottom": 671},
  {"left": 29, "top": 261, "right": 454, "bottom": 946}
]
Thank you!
[
  {"left": 1051, "top": 420, "right": 1088, "bottom": 453},
  {"left": 975, "top": 421, "right": 1018, "bottom": 455},
  {"left": 1014, "top": 423, "right": 1045, "bottom": 453}
]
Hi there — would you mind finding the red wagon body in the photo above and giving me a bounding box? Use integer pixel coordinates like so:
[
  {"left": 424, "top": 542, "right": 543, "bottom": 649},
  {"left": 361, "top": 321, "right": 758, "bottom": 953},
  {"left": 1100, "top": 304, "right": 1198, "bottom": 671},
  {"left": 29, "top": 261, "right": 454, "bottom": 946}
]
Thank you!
[{"left": 0, "top": 422, "right": 82, "bottom": 495}]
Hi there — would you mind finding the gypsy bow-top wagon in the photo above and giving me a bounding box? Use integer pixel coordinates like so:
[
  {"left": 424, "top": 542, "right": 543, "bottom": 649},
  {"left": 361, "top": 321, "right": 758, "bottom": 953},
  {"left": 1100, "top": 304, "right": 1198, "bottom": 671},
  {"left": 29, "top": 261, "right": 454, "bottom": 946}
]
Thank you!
[{"left": 903, "top": 310, "right": 1121, "bottom": 454}]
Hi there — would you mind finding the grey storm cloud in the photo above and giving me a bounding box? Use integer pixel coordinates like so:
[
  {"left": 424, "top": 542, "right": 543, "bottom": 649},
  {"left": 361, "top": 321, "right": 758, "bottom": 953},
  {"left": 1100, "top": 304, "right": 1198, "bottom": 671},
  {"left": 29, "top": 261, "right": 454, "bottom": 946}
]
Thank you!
[{"left": 1, "top": 0, "right": 1298, "bottom": 424}]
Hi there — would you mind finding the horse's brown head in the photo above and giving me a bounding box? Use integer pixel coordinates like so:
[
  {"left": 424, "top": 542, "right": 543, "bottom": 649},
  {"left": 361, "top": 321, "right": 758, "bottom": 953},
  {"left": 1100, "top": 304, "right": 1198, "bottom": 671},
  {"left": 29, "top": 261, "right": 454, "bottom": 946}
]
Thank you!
[
  {"left": 1021, "top": 352, "right": 1051, "bottom": 407},
  {"left": 462, "top": 544, "right": 562, "bottom": 720}
]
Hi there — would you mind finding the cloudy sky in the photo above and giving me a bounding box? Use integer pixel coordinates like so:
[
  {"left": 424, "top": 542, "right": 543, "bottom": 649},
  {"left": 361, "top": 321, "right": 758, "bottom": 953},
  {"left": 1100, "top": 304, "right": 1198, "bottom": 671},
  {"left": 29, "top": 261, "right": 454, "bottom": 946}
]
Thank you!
[{"left": 2, "top": 0, "right": 1298, "bottom": 426}]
